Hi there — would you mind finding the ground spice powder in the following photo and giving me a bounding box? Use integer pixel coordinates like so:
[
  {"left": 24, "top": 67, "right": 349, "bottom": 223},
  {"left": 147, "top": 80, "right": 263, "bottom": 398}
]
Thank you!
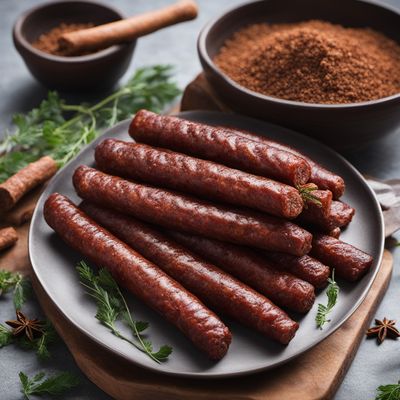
[
  {"left": 32, "top": 23, "right": 95, "bottom": 56},
  {"left": 214, "top": 20, "right": 400, "bottom": 104}
]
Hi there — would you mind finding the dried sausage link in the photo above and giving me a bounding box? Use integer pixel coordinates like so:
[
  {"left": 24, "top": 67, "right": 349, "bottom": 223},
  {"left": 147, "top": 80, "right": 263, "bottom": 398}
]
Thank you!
[
  {"left": 95, "top": 139, "right": 303, "bottom": 218},
  {"left": 129, "top": 110, "right": 311, "bottom": 186},
  {"left": 82, "top": 202, "right": 299, "bottom": 344},
  {"left": 43, "top": 193, "right": 231, "bottom": 360},
  {"left": 73, "top": 166, "right": 312, "bottom": 256}
]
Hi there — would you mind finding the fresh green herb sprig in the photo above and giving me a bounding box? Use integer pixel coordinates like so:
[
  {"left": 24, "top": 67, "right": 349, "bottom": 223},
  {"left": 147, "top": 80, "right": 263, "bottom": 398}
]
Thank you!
[
  {"left": 18, "top": 321, "right": 59, "bottom": 360},
  {"left": 0, "top": 65, "right": 180, "bottom": 181},
  {"left": 19, "top": 371, "right": 79, "bottom": 399},
  {"left": 316, "top": 270, "right": 339, "bottom": 329},
  {"left": 297, "top": 183, "right": 322, "bottom": 208},
  {"left": 77, "top": 261, "right": 172, "bottom": 363},
  {"left": 0, "top": 320, "right": 58, "bottom": 359},
  {"left": 0, "top": 270, "right": 31, "bottom": 310},
  {"left": 375, "top": 381, "right": 400, "bottom": 400},
  {"left": 0, "top": 323, "right": 13, "bottom": 347}
]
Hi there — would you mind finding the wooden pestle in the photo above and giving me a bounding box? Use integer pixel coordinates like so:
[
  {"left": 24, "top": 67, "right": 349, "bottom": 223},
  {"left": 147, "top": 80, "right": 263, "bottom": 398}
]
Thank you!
[{"left": 58, "top": 0, "right": 198, "bottom": 55}]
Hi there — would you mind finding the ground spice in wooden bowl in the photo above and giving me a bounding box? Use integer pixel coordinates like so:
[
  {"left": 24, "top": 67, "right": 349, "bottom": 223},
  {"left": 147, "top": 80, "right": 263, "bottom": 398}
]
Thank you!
[
  {"left": 32, "top": 22, "right": 95, "bottom": 56},
  {"left": 214, "top": 20, "right": 400, "bottom": 104}
]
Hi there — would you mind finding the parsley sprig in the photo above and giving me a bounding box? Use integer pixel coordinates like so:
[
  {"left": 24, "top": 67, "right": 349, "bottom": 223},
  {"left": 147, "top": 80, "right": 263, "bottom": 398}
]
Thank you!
[
  {"left": 0, "top": 65, "right": 180, "bottom": 181},
  {"left": 77, "top": 261, "right": 172, "bottom": 363},
  {"left": 19, "top": 371, "right": 79, "bottom": 399},
  {"left": 316, "top": 270, "right": 339, "bottom": 329},
  {"left": 0, "top": 270, "right": 31, "bottom": 310}
]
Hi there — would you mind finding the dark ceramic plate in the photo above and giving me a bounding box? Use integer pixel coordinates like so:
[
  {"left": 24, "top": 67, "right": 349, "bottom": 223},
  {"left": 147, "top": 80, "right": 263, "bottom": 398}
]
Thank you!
[{"left": 29, "top": 111, "right": 384, "bottom": 378}]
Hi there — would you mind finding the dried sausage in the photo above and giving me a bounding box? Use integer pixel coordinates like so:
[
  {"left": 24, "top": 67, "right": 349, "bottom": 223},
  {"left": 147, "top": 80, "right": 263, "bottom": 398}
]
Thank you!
[
  {"left": 298, "top": 189, "right": 332, "bottom": 226},
  {"left": 226, "top": 127, "right": 345, "bottom": 198},
  {"left": 264, "top": 252, "right": 330, "bottom": 289},
  {"left": 73, "top": 166, "right": 312, "bottom": 256},
  {"left": 81, "top": 202, "right": 299, "bottom": 344},
  {"left": 310, "top": 234, "right": 373, "bottom": 281},
  {"left": 165, "top": 230, "right": 315, "bottom": 313},
  {"left": 95, "top": 139, "right": 303, "bottom": 218},
  {"left": 43, "top": 193, "right": 232, "bottom": 360},
  {"left": 299, "top": 200, "right": 355, "bottom": 233},
  {"left": 129, "top": 110, "right": 311, "bottom": 186}
]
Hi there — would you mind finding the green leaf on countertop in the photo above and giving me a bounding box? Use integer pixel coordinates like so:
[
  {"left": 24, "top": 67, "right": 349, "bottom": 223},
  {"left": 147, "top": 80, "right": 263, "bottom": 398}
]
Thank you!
[
  {"left": 19, "top": 370, "right": 80, "bottom": 399},
  {"left": 76, "top": 261, "right": 172, "bottom": 363},
  {"left": 0, "top": 323, "right": 13, "bottom": 347},
  {"left": 13, "top": 277, "right": 32, "bottom": 311},
  {"left": 0, "top": 65, "right": 181, "bottom": 182},
  {"left": 18, "top": 321, "right": 59, "bottom": 360},
  {"left": 0, "top": 270, "right": 21, "bottom": 295},
  {"left": 375, "top": 381, "right": 400, "bottom": 400},
  {"left": 315, "top": 269, "right": 339, "bottom": 329},
  {"left": 0, "top": 270, "right": 31, "bottom": 310}
]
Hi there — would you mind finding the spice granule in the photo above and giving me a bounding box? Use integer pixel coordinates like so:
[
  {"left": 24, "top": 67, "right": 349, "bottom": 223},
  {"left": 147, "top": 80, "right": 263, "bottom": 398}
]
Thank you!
[
  {"left": 214, "top": 20, "right": 400, "bottom": 104},
  {"left": 32, "top": 23, "right": 95, "bottom": 56}
]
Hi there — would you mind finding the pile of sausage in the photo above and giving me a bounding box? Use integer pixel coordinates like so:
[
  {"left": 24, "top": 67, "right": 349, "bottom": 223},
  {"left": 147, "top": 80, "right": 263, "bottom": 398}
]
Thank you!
[{"left": 43, "top": 110, "right": 374, "bottom": 360}]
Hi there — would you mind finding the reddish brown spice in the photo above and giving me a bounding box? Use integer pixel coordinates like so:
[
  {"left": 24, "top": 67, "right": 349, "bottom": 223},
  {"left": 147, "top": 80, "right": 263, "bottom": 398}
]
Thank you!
[
  {"left": 366, "top": 318, "right": 400, "bottom": 344},
  {"left": 0, "top": 227, "right": 18, "bottom": 252},
  {"left": 6, "top": 311, "right": 45, "bottom": 341},
  {"left": 214, "top": 20, "right": 400, "bottom": 104},
  {"left": 0, "top": 156, "right": 57, "bottom": 212},
  {"left": 32, "top": 23, "right": 95, "bottom": 56}
]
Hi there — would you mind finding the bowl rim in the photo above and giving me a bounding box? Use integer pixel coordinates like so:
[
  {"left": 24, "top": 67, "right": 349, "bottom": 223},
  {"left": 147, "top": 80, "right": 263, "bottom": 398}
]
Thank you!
[
  {"left": 197, "top": 0, "right": 400, "bottom": 109},
  {"left": 13, "top": 0, "right": 132, "bottom": 63}
]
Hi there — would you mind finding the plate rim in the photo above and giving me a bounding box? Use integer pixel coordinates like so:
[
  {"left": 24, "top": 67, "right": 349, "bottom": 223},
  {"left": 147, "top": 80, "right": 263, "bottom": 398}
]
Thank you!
[{"left": 29, "top": 110, "right": 385, "bottom": 379}]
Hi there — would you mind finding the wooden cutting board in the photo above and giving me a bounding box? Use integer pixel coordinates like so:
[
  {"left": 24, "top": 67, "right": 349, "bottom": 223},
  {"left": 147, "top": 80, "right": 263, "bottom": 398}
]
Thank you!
[
  {"left": 181, "top": 73, "right": 231, "bottom": 113},
  {"left": 0, "top": 88, "right": 394, "bottom": 399}
]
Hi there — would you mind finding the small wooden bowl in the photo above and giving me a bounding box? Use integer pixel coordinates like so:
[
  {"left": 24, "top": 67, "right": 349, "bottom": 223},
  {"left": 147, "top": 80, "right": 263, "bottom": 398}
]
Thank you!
[
  {"left": 198, "top": 0, "right": 400, "bottom": 150},
  {"left": 13, "top": 0, "right": 136, "bottom": 91}
]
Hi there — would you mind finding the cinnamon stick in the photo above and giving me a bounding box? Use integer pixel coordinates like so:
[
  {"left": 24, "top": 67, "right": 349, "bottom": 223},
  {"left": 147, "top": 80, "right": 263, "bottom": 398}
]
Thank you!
[
  {"left": 0, "top": 156, "right": 57, "bottom": 212},
  {"left": 1, "top": 184, "right": 45, "bottom": 226},
  {"left": 0, "top": 227, "right": 18, "bottom": 252},
  {"left": 58, "top": 0, "right": 198, "bottom": 55}
]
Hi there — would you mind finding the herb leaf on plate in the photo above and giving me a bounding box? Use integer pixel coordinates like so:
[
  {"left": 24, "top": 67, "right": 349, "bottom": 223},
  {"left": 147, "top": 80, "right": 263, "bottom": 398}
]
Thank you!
[
  {"left": 0, "top": 65, "right": 180, "bottom": 182},
  {"left": 77, "top": 261, "right": 172, "bottom": 363},
  {"left": 316, "top": 270, "right": 339, "bottom": 329}
]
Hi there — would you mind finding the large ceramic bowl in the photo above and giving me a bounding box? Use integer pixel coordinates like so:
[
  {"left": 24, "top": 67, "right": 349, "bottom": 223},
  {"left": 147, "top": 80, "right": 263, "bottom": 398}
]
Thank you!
[
  {"left": 13, "top": 0, "right": 136, "bottom": 91},
  {"left": 198, "top": 0, "right": 400, "bottom": 150}
]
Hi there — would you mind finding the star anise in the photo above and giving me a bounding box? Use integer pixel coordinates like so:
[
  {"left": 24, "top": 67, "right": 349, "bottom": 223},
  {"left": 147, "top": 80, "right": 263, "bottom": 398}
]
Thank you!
[
  {"left": 5, "top": 311, "right": 45, "bottom": 341},
  {"left": 366, "top": 318, "right": 400, "bottom": 344}
]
